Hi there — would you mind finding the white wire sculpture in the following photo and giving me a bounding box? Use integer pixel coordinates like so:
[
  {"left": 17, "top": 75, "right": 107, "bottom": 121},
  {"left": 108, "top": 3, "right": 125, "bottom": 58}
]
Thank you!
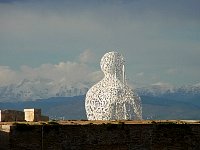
[{"left": 85, "top": 51, "right": 142, "bottom": 120}]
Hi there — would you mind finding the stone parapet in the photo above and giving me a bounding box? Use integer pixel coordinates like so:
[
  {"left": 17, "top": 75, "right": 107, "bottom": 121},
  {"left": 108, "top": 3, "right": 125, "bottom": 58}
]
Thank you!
[
  {"left": 5, "top": 121, "right": 200, "bottom": 150},
  {"left": 0, "top": 110, "right": 24, "bottom": 122}
]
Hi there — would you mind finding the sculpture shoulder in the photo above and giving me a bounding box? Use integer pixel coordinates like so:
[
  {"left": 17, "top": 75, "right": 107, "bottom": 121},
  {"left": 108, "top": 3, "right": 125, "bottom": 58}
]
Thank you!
[{"left": 86, "top": 80, "right": 103, "bottom": 96}]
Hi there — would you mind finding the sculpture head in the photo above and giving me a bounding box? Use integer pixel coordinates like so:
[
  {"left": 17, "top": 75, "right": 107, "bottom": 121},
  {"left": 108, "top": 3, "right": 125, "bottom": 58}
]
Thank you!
[{"left": 100, "top": 51, "right": 125, "bottom": 80}]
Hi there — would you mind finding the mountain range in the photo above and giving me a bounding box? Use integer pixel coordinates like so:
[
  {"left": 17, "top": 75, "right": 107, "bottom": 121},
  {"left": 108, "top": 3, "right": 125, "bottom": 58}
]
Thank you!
[
  {"left": 0, "top": 78, "right": 89, "bottom": 102},
  {"left": 0, "top": 79, "right": 200, "bottom": 120}
]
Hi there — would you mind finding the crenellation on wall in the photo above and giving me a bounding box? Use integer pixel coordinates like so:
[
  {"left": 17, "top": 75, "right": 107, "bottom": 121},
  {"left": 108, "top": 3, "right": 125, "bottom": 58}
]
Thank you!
[
  {"left": 0, "top": 109, "right": 25, "bottom": 122},
  {"left": 0, "top": 108, "right": 49, "bottom": 122},
  {"left": 24, "top": 108, "right": 41, "bottom": 122},
  {"left": 23, "top": 108, "right": 49, "bottom": 122}
]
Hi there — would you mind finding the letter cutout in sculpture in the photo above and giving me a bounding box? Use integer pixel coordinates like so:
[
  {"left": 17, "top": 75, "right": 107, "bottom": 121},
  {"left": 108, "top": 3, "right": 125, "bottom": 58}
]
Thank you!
[{"left": 85, "top": 51, "right": 142, "bottom": 120}]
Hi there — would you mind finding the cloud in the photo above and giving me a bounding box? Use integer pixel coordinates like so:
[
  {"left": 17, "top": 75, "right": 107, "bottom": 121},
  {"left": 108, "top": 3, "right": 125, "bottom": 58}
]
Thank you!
[
  {"left": 78, "top": 49, "right": 96, "bottom": 64},
  {"left": 193, "top": 83, "right": 200, "bottom": 87},
  {"left": 0, "top": 57, "right": 103, "bottom": 87},
  {"left": 135, "top": 72, "right": 144, "bottom": 77},
  {"left": 152, "top": 82, "right": 171, "bottom": 86},
  {"left": 151, "top": 82, "right": 173, "bottom": 89},
  {"left": 88, "top": 71, "right": 103, "bottom": 83},
  {"left": 0, "top": 66, "right": 17, "bottom": 86},
  {"left": 19, "top": 62, "right": 93, "bottom": 83},
  {"left": 0, "top": 0, "right": 199, "bottom": 87}
]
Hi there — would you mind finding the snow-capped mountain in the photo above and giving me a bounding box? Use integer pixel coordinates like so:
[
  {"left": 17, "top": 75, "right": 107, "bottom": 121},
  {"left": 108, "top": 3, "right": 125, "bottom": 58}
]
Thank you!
[
  {"left": 0, "top": 78, "right": 89, "bottom": 102},
  {"left": 136, "top": 84, "right": 200, "bottom": 97},
  {"left": 0, "top": 78, "right": 200, "bottom": 102}
]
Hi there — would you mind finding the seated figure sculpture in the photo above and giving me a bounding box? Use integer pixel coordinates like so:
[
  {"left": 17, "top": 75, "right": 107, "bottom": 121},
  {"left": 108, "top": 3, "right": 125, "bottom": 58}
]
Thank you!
[{"left": 85, "top": 51, "right": 142, "bottom": 120}]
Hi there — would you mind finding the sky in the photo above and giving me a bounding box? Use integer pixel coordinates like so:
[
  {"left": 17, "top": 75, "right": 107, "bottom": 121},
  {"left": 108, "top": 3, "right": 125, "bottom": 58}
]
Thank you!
[{"left": 0, "top": 0, "right": 199, "bottom": 88}]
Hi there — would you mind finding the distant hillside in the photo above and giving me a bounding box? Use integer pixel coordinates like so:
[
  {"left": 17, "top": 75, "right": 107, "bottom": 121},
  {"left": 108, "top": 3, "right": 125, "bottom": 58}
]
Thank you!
[
  {"left": 141, "top": 96, "right": 200, "bottom": 120},
  {"left": 0, "top": 96, "right": 86, "bottom": 120},
  {"left": 1, "top": 95, "right": 200, "bottom": 120}
]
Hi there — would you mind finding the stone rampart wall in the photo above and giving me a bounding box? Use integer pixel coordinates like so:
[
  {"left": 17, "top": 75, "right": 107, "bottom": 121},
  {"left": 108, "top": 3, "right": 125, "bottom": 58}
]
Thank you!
[{"left": 7, "top": 123, "right": 200, "bottom": 150}]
